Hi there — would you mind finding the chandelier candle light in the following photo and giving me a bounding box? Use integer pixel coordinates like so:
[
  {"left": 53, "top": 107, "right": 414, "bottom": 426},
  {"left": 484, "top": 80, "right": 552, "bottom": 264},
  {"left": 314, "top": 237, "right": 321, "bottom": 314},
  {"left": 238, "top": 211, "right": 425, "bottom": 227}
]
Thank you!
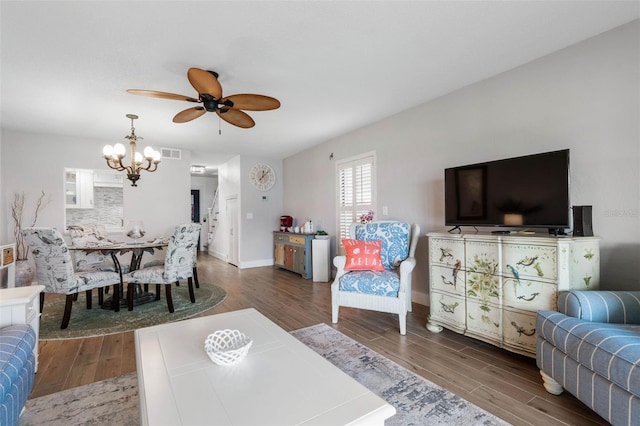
[{"left": 102, "top": 114, "right": 161, "bottom": 186}]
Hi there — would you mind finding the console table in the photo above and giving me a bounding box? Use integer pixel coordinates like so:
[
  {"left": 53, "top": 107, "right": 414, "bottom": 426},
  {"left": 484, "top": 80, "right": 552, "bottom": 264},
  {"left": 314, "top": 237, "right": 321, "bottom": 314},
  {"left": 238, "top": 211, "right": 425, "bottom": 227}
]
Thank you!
[
  {"left": 273, "top": 231, "right": 314, "bottom": 279},
  {"left": 426, "top": 232, "right": 600, "bottom": 357}
]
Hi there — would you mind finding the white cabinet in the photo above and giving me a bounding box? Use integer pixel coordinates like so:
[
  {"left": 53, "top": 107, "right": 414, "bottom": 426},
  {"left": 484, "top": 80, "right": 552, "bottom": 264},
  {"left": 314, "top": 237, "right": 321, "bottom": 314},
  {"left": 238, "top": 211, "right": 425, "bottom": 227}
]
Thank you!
[
  {"left": 312, "top": 238, "right": 331, "bottom": 282},
  {"left": 1, "top": 243, "right": 16, "bottom": 288},
  {"left": 65, "top": 168, "right": 94, "bottom": 208},
  {"left": 426, "top": 233, "right": 600, "bottom": 357},
  {"left": 0, "top": 285, "right": 45, "bottom": 371},
  {"left": 93, "top": 169, "right": 123, "bottom": 187}
]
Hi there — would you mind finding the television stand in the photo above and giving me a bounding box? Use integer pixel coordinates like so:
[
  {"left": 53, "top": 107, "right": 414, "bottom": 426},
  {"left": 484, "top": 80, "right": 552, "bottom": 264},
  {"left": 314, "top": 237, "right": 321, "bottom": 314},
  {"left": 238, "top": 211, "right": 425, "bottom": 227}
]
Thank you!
[{"left": 426, "top": 232, "right": 600, "bottom": 357}]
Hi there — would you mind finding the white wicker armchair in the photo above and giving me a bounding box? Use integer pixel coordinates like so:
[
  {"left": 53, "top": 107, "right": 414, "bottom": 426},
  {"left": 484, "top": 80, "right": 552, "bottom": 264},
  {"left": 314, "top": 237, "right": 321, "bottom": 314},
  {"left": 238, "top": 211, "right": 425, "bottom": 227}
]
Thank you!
[{"left": 331, "top": 221, "right": 420, "bottom": 335}]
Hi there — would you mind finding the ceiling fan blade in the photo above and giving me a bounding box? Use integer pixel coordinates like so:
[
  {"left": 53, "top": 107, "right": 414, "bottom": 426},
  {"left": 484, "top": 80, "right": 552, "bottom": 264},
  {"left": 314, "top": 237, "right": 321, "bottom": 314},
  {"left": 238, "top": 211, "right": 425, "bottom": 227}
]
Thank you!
[
  {"left": 127, "top": 89, "right": 198, "bottom": 103},
  {"left": 187, "top": 68, "right": 222, "bottom": 99},
  {"left": 222, "top": 94, "right": 281, "bottom": 111},
  {"left": 173, "top": 106, "right": 207, "bottom": 123},
  {"left": 216, "top": 108, "right": 255, "bottom": 128}
]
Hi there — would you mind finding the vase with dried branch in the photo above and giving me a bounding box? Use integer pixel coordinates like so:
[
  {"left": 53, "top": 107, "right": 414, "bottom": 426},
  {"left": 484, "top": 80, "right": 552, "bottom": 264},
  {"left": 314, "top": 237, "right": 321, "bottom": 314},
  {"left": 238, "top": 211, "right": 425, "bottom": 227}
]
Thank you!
[
  {"left": 12, "top": 191, "right": 48, "bottom": 260},
  {"left": 11, "top": 191, "right": 49, "bottom": 287}
]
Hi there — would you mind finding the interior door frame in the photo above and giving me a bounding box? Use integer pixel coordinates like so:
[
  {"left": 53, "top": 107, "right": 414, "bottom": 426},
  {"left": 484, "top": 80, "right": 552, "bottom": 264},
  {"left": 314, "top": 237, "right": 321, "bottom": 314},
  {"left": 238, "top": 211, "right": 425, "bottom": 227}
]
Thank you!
[{"left": 226, "top": 195, "right": 239, "bottom": 266}]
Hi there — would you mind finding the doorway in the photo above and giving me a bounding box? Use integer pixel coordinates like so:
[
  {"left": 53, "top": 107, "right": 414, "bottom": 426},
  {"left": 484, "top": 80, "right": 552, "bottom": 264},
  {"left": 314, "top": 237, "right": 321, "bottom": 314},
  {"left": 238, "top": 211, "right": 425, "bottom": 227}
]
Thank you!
[
  {"left": 226, "top": 195, "right": 239, "bottom": 266},
  {"left": 191, "top": 190, "right": 200, "bottom": 222}
]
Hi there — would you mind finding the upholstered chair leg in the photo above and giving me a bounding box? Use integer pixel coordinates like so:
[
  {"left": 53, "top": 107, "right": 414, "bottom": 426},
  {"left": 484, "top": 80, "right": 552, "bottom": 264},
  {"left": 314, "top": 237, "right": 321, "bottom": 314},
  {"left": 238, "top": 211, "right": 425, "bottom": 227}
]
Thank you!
[
  {"left": 105, "top": 286, "right": 110, "bottom": 294},
  {"left": 98, "top": 288, "right": 104, "bottom": 305},
  {"left": 187, "top": 277, "right": 195, "bottom": 303},
  {"left": 61, "top": 294, "right": 74, "bottom": 329},
  {"left": 155, "top": 284, "right": 161, "bottom": 301},
  {"left": 144, "top": 284, "right": 149, "bottom": 292},
  {"left": 175, "top": 281, "right": 180, "bottom": 287},
  {"left": 86, "top": 290, "right": 92, "bottom": 309},
  {"left": 73, "top": 293, "right": 79, "bottom": 301},
  {"left": 193, "top": 267, "right": 200, "bottom": 289},
  {"left": 113, "top": 284, "right": 120, "bottom": 313},
  {"left": 165, "top": 285, "right": 174, "bottom": 313},
  {"left": 40, "top": 293, "right": 45, "bottom": 313}
]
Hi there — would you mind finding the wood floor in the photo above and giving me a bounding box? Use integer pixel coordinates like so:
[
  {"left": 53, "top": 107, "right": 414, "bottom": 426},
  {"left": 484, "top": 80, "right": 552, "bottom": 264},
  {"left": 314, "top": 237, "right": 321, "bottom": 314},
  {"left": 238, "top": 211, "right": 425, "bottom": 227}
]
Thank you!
[{"left": 32, "top": 253, "right": 606, "bottom": 425}]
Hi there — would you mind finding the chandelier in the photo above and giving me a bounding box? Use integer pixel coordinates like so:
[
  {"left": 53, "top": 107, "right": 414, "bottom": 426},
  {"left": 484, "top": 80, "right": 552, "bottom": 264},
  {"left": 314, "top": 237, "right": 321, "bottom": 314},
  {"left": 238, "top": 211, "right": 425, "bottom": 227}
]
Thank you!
[{"left": 102, "top": 114, "right": 161, "bottom": 187}]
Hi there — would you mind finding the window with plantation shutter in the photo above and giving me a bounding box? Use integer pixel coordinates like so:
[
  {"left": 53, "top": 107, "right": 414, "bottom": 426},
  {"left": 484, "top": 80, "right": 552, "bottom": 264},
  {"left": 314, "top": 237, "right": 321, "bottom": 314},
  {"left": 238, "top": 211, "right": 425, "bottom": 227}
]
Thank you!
[{"left": 336, "top": 152, "right": 376, "bottom": 252}]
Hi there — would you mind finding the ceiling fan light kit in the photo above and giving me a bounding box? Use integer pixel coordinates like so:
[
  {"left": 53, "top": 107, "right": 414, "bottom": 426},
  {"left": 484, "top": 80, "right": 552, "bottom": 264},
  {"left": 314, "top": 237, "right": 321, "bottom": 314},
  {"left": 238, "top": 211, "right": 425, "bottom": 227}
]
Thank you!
[
  {"left": 102, "top": 114, "right": 161, "bottom": 187},
  {"left": 127, "top": 67, "right": 280, "bottom": 129}
]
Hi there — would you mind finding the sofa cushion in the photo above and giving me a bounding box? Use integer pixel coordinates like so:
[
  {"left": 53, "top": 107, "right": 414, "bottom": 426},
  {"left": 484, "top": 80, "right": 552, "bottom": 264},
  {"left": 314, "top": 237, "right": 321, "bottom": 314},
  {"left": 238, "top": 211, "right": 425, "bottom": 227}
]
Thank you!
[
  {"left": 537, "top": 310, "right": 640, "bottom": 397},
  {"left": 339, "top": 270, "right": 400, "bottom": 296},
  {"left": 0, "top": 324, "right": 36, "bottom": 404}
]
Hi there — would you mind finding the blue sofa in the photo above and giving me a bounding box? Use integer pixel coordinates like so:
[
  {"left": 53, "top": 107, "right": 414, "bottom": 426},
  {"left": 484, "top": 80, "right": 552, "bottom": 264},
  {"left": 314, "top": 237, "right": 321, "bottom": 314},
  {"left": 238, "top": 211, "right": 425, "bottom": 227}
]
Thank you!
[
  {"left": 0, "top": 324, "right": 36, "bottom": 426},
  {"left": 537, "top": 291, "right": 640, "bottom": 426}
]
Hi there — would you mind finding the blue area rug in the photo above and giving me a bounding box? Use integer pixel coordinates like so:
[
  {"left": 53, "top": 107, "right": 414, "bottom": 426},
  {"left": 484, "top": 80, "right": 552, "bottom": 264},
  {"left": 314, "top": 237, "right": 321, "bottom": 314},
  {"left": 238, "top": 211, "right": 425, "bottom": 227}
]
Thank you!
[{"left": 39, "top": 282, "right": 227, "bottom": 340}]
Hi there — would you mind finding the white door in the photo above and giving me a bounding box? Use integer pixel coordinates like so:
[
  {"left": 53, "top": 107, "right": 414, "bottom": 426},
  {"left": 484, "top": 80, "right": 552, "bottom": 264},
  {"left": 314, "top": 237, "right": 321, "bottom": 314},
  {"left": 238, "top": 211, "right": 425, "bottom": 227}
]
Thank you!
[{"left": 227, "top": 196, "right": 239, "bottom": 266}]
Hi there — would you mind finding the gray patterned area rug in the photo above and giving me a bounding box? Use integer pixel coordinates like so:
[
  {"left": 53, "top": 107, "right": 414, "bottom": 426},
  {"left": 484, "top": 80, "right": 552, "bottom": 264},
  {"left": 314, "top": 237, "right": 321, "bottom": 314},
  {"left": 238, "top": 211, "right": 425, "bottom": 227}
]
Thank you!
[
  {"left": 20, "top": 324, "right": 509, "bottom": 425},
  {"left": 292, "top": 323, "right": 509, "bottom": 426}
]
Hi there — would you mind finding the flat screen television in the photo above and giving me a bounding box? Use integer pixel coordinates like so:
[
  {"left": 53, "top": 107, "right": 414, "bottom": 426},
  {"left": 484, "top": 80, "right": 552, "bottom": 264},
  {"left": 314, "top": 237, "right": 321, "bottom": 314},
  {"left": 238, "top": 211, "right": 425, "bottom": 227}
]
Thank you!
[{"left": 444, "top": 149, "right": 570, "bottom": 232}]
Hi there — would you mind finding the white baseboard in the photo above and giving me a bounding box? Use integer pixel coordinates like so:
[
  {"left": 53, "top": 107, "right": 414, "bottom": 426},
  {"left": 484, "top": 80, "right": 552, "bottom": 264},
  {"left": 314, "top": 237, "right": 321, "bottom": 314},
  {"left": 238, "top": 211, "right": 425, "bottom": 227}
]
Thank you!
[
  {"left": 208, "top": 249, "right": 227, "bottom": 261},
  {"left": 238, "top": 259, "right": 274, "bottom": 269},
  {"left": 412, "top": 290, "right": 430, "bottom": 307}
]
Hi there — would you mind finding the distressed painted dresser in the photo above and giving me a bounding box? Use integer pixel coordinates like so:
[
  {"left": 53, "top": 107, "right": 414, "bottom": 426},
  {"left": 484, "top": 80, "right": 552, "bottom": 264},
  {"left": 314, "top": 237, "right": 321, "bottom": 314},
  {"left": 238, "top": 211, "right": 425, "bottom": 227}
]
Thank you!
[{"left": 426, "top": 232, "right": 600, "bottom": 357}]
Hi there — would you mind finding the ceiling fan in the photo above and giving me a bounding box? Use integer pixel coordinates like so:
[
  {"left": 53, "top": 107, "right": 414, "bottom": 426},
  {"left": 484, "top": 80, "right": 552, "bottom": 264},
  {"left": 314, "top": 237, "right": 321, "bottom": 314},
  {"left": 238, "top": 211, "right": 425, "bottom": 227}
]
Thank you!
[{"left": 127, "top": 68, "right": 280, "bottom": 128}]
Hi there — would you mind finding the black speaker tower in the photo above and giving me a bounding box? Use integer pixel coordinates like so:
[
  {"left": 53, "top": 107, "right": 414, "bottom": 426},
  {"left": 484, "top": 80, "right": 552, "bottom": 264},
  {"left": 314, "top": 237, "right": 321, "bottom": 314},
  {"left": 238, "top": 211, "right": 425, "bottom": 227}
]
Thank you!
[{"left": 572, "top": 205, "right": 593, "bottom": 237}]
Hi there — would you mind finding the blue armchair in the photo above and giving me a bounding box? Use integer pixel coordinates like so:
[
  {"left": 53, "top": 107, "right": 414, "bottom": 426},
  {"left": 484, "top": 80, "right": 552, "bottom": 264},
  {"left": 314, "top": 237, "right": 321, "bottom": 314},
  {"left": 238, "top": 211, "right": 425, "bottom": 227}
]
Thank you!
[
  {"left": 537, "top": 290, "right": 640, "bottom": 425},
  {"left": 331, "top": 221, "right": 420, "bottom": 335}
]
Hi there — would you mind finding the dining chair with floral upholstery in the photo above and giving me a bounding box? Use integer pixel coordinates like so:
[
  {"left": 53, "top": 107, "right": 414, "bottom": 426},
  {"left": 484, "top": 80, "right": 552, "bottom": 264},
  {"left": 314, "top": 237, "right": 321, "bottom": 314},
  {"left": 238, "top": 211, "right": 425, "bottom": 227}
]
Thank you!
[
  {"left": 125, "top": 223, "right": 201, "bottom": 313},
  {"left": 22, "top": 227, "right": 123, "bottom": 329},
  {"left": 67, "top": 224, "right": 123, "bottom": 273}
]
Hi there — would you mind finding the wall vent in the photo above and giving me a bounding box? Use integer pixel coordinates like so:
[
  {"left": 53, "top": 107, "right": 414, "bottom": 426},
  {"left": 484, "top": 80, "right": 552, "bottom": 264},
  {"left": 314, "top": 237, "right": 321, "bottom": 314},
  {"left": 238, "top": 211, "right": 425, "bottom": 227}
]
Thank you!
[{"left": 161, "top": 148, "right": 182, "bottom": 160}]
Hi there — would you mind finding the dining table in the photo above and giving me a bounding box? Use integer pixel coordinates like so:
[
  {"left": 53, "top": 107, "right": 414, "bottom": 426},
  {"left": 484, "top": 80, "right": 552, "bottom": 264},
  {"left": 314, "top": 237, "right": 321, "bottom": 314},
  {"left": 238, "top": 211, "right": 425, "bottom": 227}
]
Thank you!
[{"left": 69, "top": 239, "right": 168, "bottom": 310}]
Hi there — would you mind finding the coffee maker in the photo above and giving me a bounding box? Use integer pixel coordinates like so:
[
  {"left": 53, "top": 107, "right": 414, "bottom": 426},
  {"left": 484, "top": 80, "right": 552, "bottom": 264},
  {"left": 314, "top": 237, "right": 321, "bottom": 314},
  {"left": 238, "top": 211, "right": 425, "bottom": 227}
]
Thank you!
[{"left": 280, "top": 215, "right": 293, "bottom": 231}]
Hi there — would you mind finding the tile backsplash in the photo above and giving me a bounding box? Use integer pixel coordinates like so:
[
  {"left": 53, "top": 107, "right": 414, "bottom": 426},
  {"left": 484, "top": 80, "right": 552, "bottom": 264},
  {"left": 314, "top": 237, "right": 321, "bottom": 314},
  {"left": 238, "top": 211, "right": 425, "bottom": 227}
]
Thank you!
[{"left": 66, "top": 187, "right": 123, "bottom": 229}]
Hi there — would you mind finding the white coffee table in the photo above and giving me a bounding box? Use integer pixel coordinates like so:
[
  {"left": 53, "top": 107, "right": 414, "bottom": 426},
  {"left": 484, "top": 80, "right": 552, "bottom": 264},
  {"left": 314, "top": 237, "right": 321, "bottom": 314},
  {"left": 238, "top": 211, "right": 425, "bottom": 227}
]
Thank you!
[{"left": 135, "top": 308, "right": 395, "bottom": 425}]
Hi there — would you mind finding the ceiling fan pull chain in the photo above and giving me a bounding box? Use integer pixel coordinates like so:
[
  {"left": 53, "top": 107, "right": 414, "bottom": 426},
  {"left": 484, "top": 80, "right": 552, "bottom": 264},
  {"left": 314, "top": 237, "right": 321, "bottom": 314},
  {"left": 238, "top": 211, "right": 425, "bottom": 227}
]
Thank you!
[{"left": 219, "top": 116, "right": 222, "bottom": 135}]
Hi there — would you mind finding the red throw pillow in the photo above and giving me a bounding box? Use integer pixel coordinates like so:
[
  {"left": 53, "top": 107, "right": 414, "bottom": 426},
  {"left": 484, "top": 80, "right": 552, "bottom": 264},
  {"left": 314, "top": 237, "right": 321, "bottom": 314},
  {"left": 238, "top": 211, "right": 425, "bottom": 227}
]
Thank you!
[{"left": 342, "top": 239, "right": 384, "bottom": 271}]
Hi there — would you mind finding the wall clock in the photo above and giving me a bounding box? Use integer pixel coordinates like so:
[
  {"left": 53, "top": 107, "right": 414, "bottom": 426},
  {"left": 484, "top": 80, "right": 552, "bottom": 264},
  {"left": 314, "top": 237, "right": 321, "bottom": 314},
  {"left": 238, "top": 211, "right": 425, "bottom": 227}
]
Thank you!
[{"left": 250, "top": 163, "right": 276, "bottom": 191}]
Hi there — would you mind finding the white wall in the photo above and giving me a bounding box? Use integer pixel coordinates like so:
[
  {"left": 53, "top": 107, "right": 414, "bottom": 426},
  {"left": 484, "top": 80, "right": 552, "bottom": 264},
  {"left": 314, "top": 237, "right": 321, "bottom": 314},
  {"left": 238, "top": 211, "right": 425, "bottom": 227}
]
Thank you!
[
  {"left": 284, "top": 21, "right": 640, "bottom": 302},
  {"left": 239, "top": 156, "right": 283, "bottom": 267},
  {"left": 2, "top": 129, "right": 191, "bottom": 264},
  {"left": 0, "top": 132, "right": 5, "bottom": 243},
  {"left": 211, "top": 155, "right": 284, "bottom": 268}
]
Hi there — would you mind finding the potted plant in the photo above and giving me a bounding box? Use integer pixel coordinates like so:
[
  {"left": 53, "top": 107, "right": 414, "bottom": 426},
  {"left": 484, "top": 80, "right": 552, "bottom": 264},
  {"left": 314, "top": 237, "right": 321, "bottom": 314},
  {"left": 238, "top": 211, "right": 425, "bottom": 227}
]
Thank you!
[
  {"left": 11, "top": 191, "right": 48, "bottom": 286},
  {"left": 315, "top": 230, "right": 329, "bottom": 240}
]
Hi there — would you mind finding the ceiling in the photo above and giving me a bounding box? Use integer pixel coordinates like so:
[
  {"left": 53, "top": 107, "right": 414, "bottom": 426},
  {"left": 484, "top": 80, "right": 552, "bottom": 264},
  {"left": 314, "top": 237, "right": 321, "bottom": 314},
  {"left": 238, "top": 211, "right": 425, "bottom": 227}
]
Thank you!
[{"left": 2, "top": 2, "right": 638, "bottom": 177}]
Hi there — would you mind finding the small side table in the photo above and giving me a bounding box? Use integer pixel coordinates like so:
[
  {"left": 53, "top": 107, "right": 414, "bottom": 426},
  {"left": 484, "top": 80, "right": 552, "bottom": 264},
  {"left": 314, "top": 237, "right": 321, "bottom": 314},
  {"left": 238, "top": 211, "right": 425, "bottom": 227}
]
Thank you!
[
  {"left": 0, "top": 285, "right": 45, "bottom": 371},
  {"left": 0, "top": 243, "right": 16, "bottom": 287}
]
